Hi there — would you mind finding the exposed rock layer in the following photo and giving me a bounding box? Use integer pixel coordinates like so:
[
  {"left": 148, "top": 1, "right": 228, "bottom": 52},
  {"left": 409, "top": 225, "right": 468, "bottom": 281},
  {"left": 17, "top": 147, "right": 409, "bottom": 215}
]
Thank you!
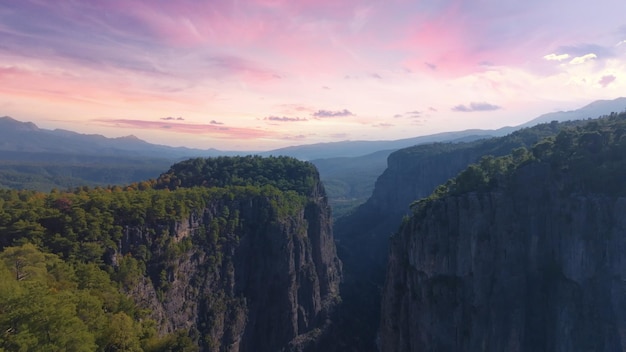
[
  {"left": 380, "top": 163, "right": 626, "bottom": 352},
  {"left": 332, "top": 123, "right": 573, "bottom": 350},
  {"left": 116, "top": 181, "right": 341, "bottom": 352}
]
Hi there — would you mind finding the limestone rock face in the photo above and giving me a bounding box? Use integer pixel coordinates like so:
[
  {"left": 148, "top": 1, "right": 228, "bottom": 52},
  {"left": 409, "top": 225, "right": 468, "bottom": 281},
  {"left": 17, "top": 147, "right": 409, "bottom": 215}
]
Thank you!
[
  {"left": 380, "top": 163, "right": 626, "bottom": 352},
  {"left": 117, "top": 180, "right": 341, "bottom": 352},
  {"left": 332, "top": 125, "right": 567, "bottom": 350}
]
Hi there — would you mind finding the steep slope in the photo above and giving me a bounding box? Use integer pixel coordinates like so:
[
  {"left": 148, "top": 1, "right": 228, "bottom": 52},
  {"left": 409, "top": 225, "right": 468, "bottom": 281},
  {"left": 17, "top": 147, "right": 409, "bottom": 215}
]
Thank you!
[
  {"left": 380, "top": 112, "right": 626, "bottom": 351},
  {"left": 121, "top": 184, "right": 340, "bottom": 351},
  {"left": 331, "top": 119, "right": 589, "bottom": 350},
  {"left": 0, "top": 156, "right": 341, "bottom": 352},
  {"left": 311, "top": 149, "right": 393, "bottom": 217}
]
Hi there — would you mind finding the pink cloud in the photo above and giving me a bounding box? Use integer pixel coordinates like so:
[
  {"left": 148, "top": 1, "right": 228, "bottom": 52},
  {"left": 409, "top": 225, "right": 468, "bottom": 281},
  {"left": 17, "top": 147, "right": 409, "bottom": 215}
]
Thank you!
[
  {"left": 99, "top": 1, "right": 295, "bottom": 48},
  {"left": 276, "top": 104, "right": 315, "bottom": 115},
  {"left": 94, "top": 119, "right": 275, "bottom": 140},
  {"left": 0, "top": 66, "right": 97, "bottom": 103},
  {"left": 390, "top": 1, "right": 565, "bottom": 77},
  {"left": 599, "top": 75, "right": 616, "bottom": 87},
  {"left": 4, "top": 1, "right": 382, "bottom": 82},
  {"left": 208, "top": 55, "right": 282, "bottom": 83},
  {"left": 0, "top": 62, "right": 207, "bottom": 111},
  {"left": 116, "top": 1, "right": 367, "bottom": 75},
  {"left": 395, "top": 4, "right": 492, "bottom": 76}
]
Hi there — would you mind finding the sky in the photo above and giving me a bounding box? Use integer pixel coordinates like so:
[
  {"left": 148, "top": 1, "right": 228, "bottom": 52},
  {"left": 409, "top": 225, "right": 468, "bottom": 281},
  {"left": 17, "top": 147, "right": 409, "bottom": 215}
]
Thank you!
[{"left": 1, "top": 1, "right": 625, "bottom": 151}]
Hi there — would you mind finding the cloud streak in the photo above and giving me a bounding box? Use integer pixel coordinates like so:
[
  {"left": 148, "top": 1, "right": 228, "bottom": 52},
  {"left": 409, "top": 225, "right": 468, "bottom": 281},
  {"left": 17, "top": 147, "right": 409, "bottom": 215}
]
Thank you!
[
  {"left": 265, "top": 116, "right": 308, "bottom": 122},
  {"left": 312, "top": 109, "right": 354, "bottom": 118},
  {"left": 452, "top": 102, "right": 501, "bottom": 112},
  {"left": 544, "top": 53, "right": 570, "bottom": 61},
  {"left": 94, "top": 119, "right": 275, "bottom": 139},
  {"left": 570, "top": 53, "right": 597, "bottom": 65}
]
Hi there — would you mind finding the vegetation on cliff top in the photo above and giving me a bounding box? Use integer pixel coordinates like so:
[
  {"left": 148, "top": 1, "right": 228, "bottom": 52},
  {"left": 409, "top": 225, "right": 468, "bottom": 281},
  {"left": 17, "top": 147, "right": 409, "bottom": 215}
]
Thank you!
[
  {"left": 413, "top": 111, "right": 626, "bottom": 211},
  {"left": 155, "top": 155, "right": 319, "bottom": 195},
  {"left": 0, "top": 155, "right": 320, "bottom": 351}
]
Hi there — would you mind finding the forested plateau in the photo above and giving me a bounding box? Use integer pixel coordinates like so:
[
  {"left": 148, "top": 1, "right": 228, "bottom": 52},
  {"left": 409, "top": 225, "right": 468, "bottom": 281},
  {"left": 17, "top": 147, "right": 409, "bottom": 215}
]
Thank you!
[{"left": 0, "top": 156, "right": 341, "bottom": 352}]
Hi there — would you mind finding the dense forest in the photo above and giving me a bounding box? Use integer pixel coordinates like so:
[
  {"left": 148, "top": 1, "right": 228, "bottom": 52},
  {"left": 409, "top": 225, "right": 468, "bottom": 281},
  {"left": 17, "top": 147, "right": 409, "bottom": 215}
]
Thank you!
[
  {"left": 414, "top": 111, "right": 626, "bottom": 207},
  {"left": 0, "top": 156, "right": 333, "bottom": 351}
]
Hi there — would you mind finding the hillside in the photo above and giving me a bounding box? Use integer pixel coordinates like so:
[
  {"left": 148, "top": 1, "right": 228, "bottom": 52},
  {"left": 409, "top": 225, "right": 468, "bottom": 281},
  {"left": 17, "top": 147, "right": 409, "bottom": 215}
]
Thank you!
[
  {"left": 380, "top": 111, "right": 626, "bottom": 351},
  {"left": 0, "top": 156, "right": 341, "bottom": 351}
]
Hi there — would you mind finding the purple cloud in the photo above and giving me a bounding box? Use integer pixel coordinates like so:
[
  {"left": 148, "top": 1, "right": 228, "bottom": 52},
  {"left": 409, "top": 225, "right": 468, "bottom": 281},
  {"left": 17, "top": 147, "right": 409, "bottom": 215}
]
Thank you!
[
  {"left": 161, "top": 116, "right": 184, "bottom": 121},
  {"left": 280, "top": 134, "right": 309, "bottom": 140},
  {"left": 393, "top": 110, "right": 421, "bottom": 119},
  {"left": 406, "top": 110, "right": 421, "bottom": 118},
  {"left": 207, "top": 55, "right": 280, "bottom": 81},
  {"left": 452, "top": 102, "right": 501, "bottom": 112},
  {"left": 425, "top": 62, "right": 437, "bottom": 70},
  {"left": 264, "top": 116, "right": 308, "bottom": 122},
  {"left": 599, "top": 75, "right": 616, "bottom": 87},
  {"left": 312, "top": 109, "right": 354, "bottom": 118},
  {"left": 210, "top": 120, "right": 223, "bottom": 125}
]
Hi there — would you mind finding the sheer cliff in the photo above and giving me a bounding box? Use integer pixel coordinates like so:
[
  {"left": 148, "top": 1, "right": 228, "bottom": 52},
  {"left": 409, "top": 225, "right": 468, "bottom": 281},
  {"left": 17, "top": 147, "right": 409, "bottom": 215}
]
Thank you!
[
  {"left": 119, "top": 183, "right": 341, "bottom": 352},
  {"left": 380, "top": 112, "right": 626, "bottom": 351},
  {"left": 118, "top": 157, "right": 342, "bottom": 352},
  {"left": 331, "top": 121, "right": 581, "bottom": 350}
]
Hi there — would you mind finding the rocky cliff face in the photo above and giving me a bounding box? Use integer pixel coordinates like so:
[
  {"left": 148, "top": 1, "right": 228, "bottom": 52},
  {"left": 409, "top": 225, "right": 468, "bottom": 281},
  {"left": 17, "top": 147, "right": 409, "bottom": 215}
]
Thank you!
[
  {"left": 380, "top": 162, "right": 626, "bottom": 352},
  {"left": 331, "top": 122, "right": 574, "bottom": 350},
  {"left": 114, "top": 180, "right": 341, "bottom": 352}
]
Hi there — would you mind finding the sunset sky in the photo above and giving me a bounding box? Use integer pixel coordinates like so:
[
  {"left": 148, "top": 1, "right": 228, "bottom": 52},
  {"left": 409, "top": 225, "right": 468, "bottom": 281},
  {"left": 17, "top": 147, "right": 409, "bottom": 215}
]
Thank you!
[{"left": 1, "top": 1, "right": 625, "bottom": 151}]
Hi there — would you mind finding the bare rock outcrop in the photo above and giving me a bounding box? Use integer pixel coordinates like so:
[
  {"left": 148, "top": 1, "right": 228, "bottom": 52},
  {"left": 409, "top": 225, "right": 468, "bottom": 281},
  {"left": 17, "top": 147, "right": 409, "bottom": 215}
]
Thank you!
[
  {"left": 380, "top": 161, "right": 626, "bottom": 352},
  {"left": 115, "top": 177, "right": 341, "bottom": 352}
]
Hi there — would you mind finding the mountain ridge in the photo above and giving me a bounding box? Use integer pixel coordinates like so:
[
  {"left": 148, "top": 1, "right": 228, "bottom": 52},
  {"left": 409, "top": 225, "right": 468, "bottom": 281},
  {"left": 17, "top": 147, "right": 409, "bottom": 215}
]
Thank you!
[{"left": 2, "top": 97, "right": 624, "bottom": 160}]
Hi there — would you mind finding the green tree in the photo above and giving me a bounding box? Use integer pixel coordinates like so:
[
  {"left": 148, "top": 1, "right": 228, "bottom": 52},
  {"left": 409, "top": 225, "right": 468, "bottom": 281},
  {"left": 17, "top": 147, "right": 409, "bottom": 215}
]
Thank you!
[
  {"left": 102, "top": 312, "right": 142, "bottom": 352},
  {"left": 0, "top": 243, "right": 48, "bottom": 281}
]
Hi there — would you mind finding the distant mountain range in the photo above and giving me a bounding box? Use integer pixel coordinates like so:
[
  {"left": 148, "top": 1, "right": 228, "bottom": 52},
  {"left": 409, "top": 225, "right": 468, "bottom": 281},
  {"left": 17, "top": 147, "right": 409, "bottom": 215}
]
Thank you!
[
  {"left": 1, "top": 97, "right": 625, "bottom": 161},
  {"left": 0, "top": 116, "right": 230, "bottom": 160},
  {"left": 517, "top": 97, "right": 626, "bottom": 128},
  {"left": 1, "top": 97, "right": 625, "bottom": 200},
  {"left": 271, "top": 97, "right": 626, "bottom": 160}
]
